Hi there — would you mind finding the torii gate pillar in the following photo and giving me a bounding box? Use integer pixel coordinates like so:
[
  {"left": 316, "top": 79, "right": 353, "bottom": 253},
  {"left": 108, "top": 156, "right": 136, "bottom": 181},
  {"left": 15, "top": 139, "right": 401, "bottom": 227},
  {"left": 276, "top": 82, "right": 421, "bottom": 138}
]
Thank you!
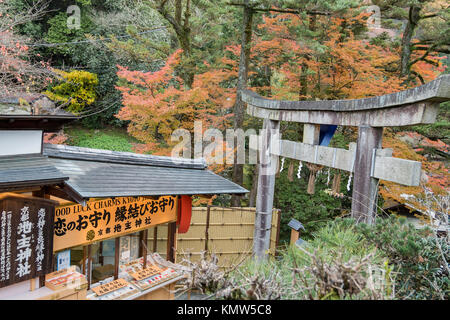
[
  {"left": 253, "top": 119, "right": 280, "bottom": 260},
  {"left": 351, "top": 126, "right": 383, "bottom": 224}
]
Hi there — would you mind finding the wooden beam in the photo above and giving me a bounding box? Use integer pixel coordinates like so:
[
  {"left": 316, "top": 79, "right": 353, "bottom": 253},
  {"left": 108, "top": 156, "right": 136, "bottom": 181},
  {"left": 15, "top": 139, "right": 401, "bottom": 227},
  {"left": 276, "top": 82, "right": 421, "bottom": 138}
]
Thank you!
[
  {"left": 373, "top": 155, "right": 422, "bottom": 186},
  {"left": 46, "top": 186, "right": 80, "bottom": 203},
  {"left": 242, "top": 75, "right": 450, "bottom": 113},
  {"left": 247, "top": 102, "right": 440, "bottom": 127},
  {"left": 250, "top": 136, "right": 422, "bottom": 186},
  {"left": 60, "top": 185, "right": 86, "bottom": 206}
]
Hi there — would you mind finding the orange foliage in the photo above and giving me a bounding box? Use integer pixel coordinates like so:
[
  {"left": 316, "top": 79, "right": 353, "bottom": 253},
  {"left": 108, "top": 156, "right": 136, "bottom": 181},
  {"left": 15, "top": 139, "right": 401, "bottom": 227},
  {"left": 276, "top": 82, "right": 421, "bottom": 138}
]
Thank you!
[
  {"left": 116, "top": 49, "right": 236, "bottom": 156},
  {"left": 252, "top": 11, "right": 405, "bottom": 101},
  {"left": 253, "top": 9, "right": 447, "bottom": 216},
  {"left": 380, "top": 129, "right": 449, "bottom": 213}
]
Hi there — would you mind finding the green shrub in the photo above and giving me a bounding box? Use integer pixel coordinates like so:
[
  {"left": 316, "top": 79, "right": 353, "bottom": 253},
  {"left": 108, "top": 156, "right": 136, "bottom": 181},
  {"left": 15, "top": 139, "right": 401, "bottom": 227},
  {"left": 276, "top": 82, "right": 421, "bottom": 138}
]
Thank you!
[
  {"left": 356, "top": 216, "right": 449, "bottom": 300},
  {"left": 182, "top": 217, "right": 448, "bottom": 300}
]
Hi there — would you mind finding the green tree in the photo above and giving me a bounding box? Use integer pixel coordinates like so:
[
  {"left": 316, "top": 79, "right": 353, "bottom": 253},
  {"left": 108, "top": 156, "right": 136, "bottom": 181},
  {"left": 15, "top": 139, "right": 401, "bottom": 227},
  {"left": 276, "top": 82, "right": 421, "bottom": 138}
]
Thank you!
[{"left": 45, "top": 70, "right": 98, "bottom": 114}]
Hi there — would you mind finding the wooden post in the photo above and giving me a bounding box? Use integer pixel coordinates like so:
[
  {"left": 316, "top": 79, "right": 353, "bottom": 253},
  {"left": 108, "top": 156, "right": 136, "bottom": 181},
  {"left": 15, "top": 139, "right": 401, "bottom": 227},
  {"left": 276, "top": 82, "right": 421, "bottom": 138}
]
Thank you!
[
  {"left": 167, "top": 222, "right": 177, "bottom": 263},
  {"left": 253, "top": 119, "right": 280, "bottom": 260},
  {"left": 166, "top": 196, "right": 179, "bottom": 263},
  {"left": 82, "top": 246, "right": 87, "bottom": 275},
  {"left": 99, "top": 241, "right": 104, "bottom": 266},
  {"left": 153, "top": 227, "right": 158, "bottom": 253},
  {"left": 303, "top": 124, "right": 320, "bottom": 145},
  {"left": 29, "top": 278, "right": 36, "bottom": 291},
  {"left": 290, "top": 230, "right": 300, "bottom": 245},
  {"left": 87, "top": 245, "right": 92, "bottom": 289},
  {"left": 140, "top": 229, "right": 148, "bottom": 269},
  {"left": 351, "top": 126, "right": 383, "bottom": 224},
  {"left": 274, "top": 209, "right": 282, "bottom": 257},
  {"left": 204, "top": 205, "right": 211, "bottom": 252},
  {"left": 114, "top": 237, "right": 120, "bottom": 280}
]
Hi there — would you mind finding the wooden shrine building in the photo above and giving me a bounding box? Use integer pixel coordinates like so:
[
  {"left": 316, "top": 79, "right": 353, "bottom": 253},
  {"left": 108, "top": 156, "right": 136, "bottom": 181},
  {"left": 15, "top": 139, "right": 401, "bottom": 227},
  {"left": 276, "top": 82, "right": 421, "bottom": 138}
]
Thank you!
[{"left": 0, "top": 110, "right": 247, "bottom": 300}]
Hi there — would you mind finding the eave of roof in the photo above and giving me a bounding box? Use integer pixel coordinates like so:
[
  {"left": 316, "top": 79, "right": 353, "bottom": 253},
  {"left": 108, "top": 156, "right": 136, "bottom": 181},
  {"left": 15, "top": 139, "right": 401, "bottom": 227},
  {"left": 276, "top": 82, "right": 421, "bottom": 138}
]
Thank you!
[
  {"left": 0, "top": 154, "right": 69, "bottom": 192},
  {"left": 44, "top": 143, "right": 207, "bottom": 170},
  {"left": 0, "top": 115, "right": 79, "bottom": 132}
]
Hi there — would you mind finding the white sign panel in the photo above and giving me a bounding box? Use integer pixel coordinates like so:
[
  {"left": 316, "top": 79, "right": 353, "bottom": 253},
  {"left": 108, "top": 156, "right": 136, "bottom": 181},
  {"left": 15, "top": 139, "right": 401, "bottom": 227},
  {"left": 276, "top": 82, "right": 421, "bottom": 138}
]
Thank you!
[{"left": 0, "top": 130, "right": 43, "bottom": 156}]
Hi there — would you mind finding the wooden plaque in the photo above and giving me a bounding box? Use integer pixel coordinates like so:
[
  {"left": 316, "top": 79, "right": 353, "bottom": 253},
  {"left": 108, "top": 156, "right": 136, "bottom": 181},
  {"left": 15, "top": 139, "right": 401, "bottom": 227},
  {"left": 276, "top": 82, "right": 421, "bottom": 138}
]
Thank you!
[
  {"left": 91, "top": 278, "right": 129, "bottom": 296},
  {"left": 129, "top": 265, "right": 162, "bottom": 281},
  {"left": 0, "top": 193, "right": 57, "bottom": 288}
]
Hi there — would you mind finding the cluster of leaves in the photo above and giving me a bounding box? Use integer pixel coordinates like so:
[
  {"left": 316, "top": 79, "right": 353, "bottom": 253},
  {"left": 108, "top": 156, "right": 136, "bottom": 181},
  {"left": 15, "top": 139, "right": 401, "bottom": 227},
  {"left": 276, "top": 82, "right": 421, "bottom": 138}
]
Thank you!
[
  {"left": 9, "top": 0, "right": 169, "bottom": 126},
  {"left": 251, "top": 9, "right": 406, "bottom": 101},
  {"left": 45, "top": 69, "right": 99, "bottom": 113},
  {"left": 380, "top": 128, "right": 449, "bottom": 220}
]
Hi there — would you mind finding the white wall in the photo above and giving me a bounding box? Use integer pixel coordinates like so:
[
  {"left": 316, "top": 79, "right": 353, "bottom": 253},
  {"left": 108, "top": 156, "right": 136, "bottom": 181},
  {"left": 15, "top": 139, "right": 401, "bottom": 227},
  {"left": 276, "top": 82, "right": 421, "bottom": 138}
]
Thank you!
[{"left": 0, "top": 130, "right": 43, "bottom": 156}]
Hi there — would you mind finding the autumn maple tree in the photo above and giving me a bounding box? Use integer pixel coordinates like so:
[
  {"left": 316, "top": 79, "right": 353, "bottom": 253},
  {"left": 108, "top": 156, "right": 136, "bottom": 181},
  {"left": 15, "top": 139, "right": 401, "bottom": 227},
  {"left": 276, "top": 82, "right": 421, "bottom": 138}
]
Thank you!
[
  {"left": 251, "top": 10, "right": 407, "bottom": 101},
  {"left": 115, "top": 49, "right": 236, "bottom": 156}
]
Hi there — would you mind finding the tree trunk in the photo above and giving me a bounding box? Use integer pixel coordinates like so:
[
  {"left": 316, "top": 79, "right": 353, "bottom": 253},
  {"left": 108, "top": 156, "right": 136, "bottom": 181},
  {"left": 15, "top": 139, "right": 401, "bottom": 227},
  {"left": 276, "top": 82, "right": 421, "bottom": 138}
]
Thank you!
[
  {"left": 158, "top": 0, "right": 194, "bottom": 88},
  {"left": 400, "top": 6, "right": 421, "bottom": 80},
  {"left": 231, "top": 1, "right": 253, "bottom": 207}
]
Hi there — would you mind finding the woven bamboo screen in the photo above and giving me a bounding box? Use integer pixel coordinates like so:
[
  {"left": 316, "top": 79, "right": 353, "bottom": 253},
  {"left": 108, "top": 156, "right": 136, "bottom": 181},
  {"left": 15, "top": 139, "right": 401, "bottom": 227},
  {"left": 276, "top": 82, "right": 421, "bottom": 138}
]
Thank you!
[{"left": 146, "top": 207, "right": 281, "bottom": 269}]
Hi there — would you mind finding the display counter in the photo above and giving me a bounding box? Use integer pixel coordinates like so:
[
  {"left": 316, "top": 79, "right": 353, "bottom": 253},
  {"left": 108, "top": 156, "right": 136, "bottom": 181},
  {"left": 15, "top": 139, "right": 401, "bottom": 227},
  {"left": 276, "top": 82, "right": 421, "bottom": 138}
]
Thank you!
[
  {"left": 86, "top": 254, "right": 185, "bottom": 300},
  {"left": 0, "top": 266, "right": 87, "bottom": 300}
]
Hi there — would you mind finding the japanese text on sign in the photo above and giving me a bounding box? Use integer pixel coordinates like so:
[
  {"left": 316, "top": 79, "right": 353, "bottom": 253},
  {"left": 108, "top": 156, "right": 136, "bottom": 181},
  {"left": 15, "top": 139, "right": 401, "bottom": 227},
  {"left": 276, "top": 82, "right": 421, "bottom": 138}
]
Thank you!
[
  {"left": 0, "top": 194, "right": 55, "bottom": 288},
  {"left": 54, "top": 196, "right": 177, "bottom": 252}
]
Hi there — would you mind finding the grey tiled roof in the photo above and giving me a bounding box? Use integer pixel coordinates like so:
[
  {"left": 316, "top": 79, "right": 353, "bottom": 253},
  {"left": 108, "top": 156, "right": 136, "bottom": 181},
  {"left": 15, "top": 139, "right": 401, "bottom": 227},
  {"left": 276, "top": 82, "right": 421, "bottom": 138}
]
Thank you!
[
  {"left": 43, "top": 144, "right": 248, "bottom": 199},
  {"left": 44, "top": 144, "right": 207, "bottom": 170},
  {"left": 0, "top": 154, "right": 69, "bottom": 191}
]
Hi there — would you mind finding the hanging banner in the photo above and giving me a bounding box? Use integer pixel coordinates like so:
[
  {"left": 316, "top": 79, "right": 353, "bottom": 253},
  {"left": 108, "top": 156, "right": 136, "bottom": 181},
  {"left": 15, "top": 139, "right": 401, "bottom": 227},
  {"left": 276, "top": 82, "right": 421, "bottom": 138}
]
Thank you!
[
  {"left": 53, "top": 196, "right": 177, "bottom": 252},
  {"left": 0, "top": 193, "right": 56, "bottom": 288}
]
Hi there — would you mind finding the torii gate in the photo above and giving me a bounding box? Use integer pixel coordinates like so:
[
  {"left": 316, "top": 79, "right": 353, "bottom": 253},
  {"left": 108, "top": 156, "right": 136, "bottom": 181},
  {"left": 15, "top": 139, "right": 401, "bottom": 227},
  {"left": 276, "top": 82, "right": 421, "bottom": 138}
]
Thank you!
[{"left": 243, "top": 74, "right": 450, "bottom": 259}]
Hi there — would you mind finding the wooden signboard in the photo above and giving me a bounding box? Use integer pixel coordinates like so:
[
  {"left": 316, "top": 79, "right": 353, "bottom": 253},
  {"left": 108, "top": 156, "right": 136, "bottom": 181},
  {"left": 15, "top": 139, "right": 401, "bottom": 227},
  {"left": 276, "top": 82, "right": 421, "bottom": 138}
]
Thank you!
[
  {"left": 129, "top": 265, "right": 162, "bottom": 281},
  {"left": 54, "top": 196, "right": 177, "bottom": 252},
  {"left": 0, "top": 193, "right": 56, "bottom": 288},
  {"left": 91, "top": 278, "right": 129, "bottom": 296}
]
